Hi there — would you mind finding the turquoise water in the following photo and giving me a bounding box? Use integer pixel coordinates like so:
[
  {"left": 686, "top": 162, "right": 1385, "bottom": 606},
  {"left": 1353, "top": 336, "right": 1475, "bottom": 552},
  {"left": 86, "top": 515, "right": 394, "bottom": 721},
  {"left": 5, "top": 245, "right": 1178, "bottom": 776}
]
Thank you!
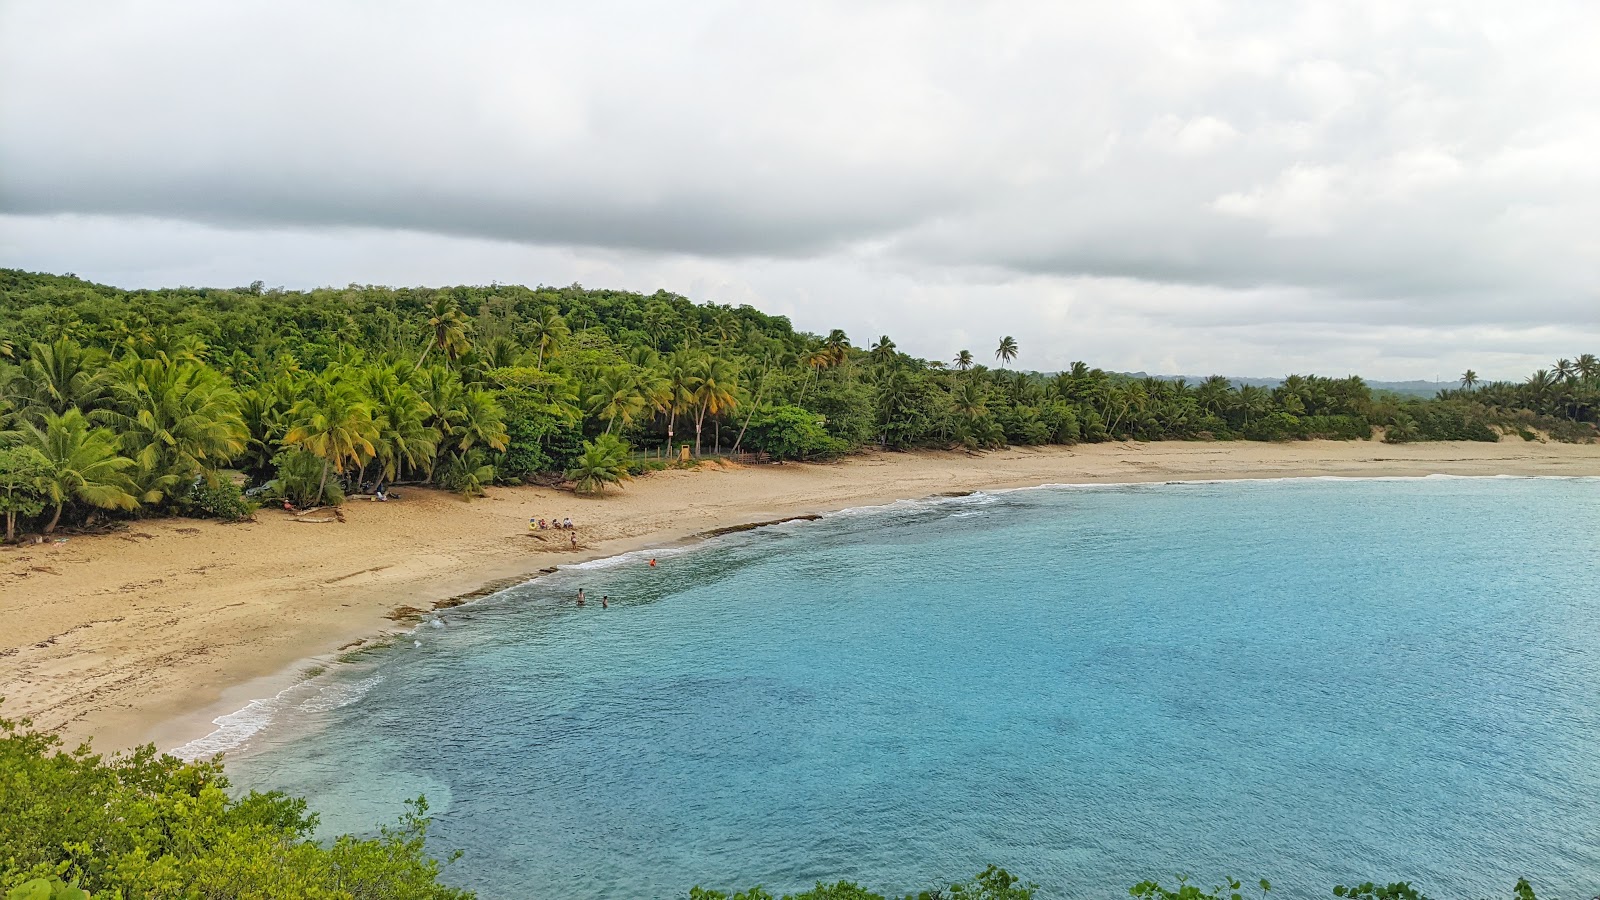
[{"left": 225, "top": 477, "right": 1600, "bottom": 899}]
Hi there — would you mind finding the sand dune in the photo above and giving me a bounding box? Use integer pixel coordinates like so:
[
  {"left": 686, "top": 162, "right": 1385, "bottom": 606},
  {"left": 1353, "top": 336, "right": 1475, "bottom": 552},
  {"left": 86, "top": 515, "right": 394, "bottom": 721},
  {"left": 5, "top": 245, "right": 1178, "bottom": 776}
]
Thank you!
[{"left": 4, "top": 439, "right": 1599, "bottom": 755}]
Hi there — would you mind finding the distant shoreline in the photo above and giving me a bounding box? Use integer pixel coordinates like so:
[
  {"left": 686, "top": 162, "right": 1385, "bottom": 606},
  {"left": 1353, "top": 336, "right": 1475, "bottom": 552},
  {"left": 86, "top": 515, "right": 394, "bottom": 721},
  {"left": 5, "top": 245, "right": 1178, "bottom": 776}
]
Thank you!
[{"left": 5, "top": 438, "right": 1600, "bottom": 757}]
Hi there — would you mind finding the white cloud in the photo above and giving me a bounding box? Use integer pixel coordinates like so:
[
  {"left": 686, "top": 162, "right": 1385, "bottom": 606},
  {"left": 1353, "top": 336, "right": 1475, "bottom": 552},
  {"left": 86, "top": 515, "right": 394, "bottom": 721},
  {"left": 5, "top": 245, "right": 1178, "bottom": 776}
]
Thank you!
[{"left": 1, "top": 0, "right": 1597, "bottom": 380}]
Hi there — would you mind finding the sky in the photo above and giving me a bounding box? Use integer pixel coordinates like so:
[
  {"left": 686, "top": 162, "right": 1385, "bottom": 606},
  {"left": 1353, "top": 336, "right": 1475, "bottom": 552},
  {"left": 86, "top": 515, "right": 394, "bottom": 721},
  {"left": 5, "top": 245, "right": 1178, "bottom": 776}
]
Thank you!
[{"left": 2, "top": 2, "right": 1597, "bottom": 381}]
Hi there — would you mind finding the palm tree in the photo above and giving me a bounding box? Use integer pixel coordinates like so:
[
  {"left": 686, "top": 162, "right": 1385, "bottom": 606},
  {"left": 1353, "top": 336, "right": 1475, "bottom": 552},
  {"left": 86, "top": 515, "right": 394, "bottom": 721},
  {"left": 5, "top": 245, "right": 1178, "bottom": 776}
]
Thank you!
[
  {"left": 952, "top": 379, "right": 987, "bottom": 422},
  {"left": 450, "top": 388, "right": 510, "bottom": 454},
  {"left": 16, "top": 338, "right": 105, "bottom": 419},
  {"left": 662, "top": 349, "right": 702, "bottom": 455},
  {"left": 822, "top": 329, "right": 851, "bottom": 367},
  {"left": 96, "top": 355, "right": 247, "bottom": 503},
  {"left": 995, "top": 336, "right": 1018, "bottom": 369},
  {"left": 1574, "top": 352, "right": 1600, "bottom": 384},
  {"left": 953, "top": 350, "right": 974, "bottom": 372},
  {"left": 566, "top": 435, "right": 632, "bottom": 495},
  {"left": 522, "top": 306, "right": 569, "bottom": 370},
  {"left": 588, "top": 368, "right": 648, "bottom": 435},
  {"left": 870, "top": 335, "right": 898, "bottom": 367},
  {"left": 1460, "top": 370, "right": 1479, "bottom": 391},
  {"left": 1553, "top": 358, "right": 1576, "bottom": 384},
  {"left": 1576, "top": 353, "right": 1599, "bottom": 384},
  {"left": 414, "top": 296, "right": 472, "bottom": 371},
  {"left": 435, "top": 449, "right": 496, "bottom": 499},
  {"left": 692, "top": 355, "right": 739, "bottom": 455},
  {"left": 20, "top": 408, "right": 138, "bottom": 533},
  {"left": 283, "top": 376, "right": 379, "bottom": 504},
  {"left": 1525, "top": 369, "right": 1556, "bottom": 411},
  {"left": 364, "top": 365, "right": 438, "bottom": 482}
]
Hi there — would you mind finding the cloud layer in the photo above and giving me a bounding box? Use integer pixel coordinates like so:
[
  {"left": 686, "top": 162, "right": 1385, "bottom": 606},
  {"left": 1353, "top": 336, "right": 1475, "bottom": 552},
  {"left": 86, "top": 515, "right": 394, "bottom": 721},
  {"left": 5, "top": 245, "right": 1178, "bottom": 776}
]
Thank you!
[{"left": 3, "top": 1, "right": 1598, "bottom": 379}]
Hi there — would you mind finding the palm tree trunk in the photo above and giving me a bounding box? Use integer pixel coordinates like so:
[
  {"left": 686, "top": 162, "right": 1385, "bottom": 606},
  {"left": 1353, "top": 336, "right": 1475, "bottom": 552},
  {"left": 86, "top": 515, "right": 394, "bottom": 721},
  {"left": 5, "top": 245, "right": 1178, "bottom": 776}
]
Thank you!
[
  {"left": 317, "top": 459, "right": 330, "bottom": 503},
  {"left": 412, "top": 340, "right": 434, "bottom": 373},
  {"left": 45, "top": 501, "right": 62, "bottom": 535},
  {"left": 732, "top": 375, "right": 768, "bottom": 453},
  {"left": 5, "top": 511, "right": 15, "bottom": 543},
  {"left": 694, "top": 405, "right": 706, "bottom": 456}
]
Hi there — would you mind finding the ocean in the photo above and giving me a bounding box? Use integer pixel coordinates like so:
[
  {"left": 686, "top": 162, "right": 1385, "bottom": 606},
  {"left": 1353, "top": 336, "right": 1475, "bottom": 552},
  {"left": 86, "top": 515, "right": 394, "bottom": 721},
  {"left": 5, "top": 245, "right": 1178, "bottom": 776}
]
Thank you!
[{"left": 217, "top": 476, "right": 1600, "bottom": 899}]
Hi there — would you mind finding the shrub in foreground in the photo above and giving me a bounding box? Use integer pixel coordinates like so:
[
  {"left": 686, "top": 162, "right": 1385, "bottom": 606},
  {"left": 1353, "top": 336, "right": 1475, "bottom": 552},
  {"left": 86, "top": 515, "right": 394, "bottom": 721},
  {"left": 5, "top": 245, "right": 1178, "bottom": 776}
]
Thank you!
[{"left": 0, "top": 711, "right": 469, "bottom": 899}]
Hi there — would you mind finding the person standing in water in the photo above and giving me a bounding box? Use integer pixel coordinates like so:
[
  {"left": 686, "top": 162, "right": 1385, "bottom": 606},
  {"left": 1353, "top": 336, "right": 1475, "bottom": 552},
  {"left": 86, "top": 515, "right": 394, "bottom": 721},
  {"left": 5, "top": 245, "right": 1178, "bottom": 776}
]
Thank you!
[
  {"left": 601, "top": 595, "right": 609, "bottom": 609},
  {"left": 576, "top": 588, "right": 585, "bottom": 606}
]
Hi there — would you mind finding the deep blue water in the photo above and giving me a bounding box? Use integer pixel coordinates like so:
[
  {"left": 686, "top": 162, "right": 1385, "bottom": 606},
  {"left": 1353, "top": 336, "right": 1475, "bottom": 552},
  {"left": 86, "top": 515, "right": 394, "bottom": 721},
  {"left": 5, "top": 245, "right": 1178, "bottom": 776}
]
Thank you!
[{"left": 224, "top": 477, "right": 1600, "bottom": 899}]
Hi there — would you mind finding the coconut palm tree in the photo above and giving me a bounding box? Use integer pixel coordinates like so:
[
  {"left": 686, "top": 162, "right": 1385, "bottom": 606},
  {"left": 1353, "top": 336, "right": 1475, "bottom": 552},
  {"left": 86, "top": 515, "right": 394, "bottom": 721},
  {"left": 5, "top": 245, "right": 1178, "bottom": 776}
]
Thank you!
[
  {"left": 364, "top": 365, "right": 438, "bottom": 482},
  {"left": 822, "top": 329, "right": 851, "bottom": 366},
  {"left": 566, "top": 434, "right": 632, "bottom": 495},
  {"left": 796, "top": 345, "right": 832, "bottom": 404},
  {"left": 953, "top": 350, "right": 974, "bottom": 372},
  {"left": 1460, "top": 370, "right": 1479, "bottom": 391},
  {"left": 283, "top": 376, "right": 379, "bottom": 504},
  {"left": 1553, "top": 358, "right": 1576, "bottom": 384},
  {"left": 995, "top": 336, "right": 1018, "bottom": 368},
  {"left": 450, "top": 388, "right": 510, "bottom": 455},
  {"left": 870, "top": 335, "right": 898, "bottom": 367},
  {"left": 96, "top": 354, "right": 247, "bottom": 503},
  {"left": 16, "top": 338, "right": 105, "bottom": 419},
  {"left": 662, "top": 349, "right": 702, "bottom": 455},
  {"left": 414, "top": 296, "right": 472, "bottom": 371},
  {"left": 589, "top": 368, "right": 648, "bottom": 435},
  {"left": 692, "top": 355, "right": 739, "bottom": 455},
  {"left": 19, "top": 408, "right": 138, "bottom": 533},
  {"left": 522, "top": 306, "right": 569, "bottom": 370},
  {"left": 952, "top": 379, "right": 987, "bottom": 422},
  {"left": 1576, "top": 353, "right": 1599, "bottom": 384}
]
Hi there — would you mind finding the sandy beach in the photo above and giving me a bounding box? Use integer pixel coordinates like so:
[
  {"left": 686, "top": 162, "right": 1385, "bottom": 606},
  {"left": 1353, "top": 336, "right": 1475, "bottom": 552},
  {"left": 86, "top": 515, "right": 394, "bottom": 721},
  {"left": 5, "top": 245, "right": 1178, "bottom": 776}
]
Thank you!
[{"left": 4, "top": 439, "right": 1599, "bottom": 756}]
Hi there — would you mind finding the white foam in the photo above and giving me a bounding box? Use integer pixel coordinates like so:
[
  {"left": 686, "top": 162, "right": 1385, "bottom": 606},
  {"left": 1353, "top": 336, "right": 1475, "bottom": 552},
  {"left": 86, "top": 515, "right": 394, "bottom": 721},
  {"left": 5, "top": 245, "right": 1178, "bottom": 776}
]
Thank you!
[
  {"left": 169, "top": 672, "right": 383, "bottom": 760},
  {"left": 296, "top": 674, "right": 383, "bottom": 713}
]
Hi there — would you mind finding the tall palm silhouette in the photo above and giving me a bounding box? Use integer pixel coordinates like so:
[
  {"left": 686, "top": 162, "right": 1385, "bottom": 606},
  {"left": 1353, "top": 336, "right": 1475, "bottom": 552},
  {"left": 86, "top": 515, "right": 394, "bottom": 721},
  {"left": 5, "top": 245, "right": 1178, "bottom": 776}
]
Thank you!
[{"left": 995, "top": 336, "right": 1018, "bottom": 368}]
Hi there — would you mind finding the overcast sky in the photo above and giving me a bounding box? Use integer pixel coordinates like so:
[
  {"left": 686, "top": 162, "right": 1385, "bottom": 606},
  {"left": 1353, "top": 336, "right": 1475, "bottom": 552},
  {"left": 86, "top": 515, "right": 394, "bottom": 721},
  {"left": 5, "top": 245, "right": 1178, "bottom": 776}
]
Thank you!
[{"left": 3, "top": 2, "right": 1597, "bottom": 380}]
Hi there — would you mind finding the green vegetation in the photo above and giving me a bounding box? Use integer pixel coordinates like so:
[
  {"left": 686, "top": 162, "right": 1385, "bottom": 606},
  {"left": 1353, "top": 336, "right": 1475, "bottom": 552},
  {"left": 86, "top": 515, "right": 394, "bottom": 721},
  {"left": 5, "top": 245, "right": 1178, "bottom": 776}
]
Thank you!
[
  {"left": 0, "top": 711, "right": 468, "bottom": 899},
  {"left": 0, "top": 268, "right": 1595, "bottom": 540}
]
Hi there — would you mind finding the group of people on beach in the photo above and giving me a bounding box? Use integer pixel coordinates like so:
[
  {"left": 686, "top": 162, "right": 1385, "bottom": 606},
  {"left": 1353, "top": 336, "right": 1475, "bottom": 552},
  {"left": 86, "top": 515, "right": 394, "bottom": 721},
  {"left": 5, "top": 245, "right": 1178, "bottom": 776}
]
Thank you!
[{"left": 531, "top": 516, "right": 579, "bottom": 548}]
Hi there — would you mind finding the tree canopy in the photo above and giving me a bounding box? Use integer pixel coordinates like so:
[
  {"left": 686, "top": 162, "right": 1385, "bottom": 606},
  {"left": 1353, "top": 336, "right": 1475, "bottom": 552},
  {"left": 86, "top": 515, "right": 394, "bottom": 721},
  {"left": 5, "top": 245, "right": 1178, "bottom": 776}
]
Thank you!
[{"left": 0, "top": 268, "right": 1593, "bottom": 540}]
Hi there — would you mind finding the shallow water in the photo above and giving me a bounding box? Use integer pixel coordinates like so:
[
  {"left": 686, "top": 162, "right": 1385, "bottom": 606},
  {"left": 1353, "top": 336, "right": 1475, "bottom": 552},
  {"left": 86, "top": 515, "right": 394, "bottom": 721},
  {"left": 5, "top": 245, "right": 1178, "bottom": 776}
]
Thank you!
[{"left": 224, "top": 477, "right": 1600, "bottom": 899}]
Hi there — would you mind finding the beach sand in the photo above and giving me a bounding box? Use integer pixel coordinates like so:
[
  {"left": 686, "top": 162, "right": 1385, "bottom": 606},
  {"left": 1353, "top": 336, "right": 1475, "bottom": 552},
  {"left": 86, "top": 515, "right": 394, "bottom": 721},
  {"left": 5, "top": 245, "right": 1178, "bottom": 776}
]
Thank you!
[{"left": 5, "top": 439, "right": 1600, "bottom": 755}]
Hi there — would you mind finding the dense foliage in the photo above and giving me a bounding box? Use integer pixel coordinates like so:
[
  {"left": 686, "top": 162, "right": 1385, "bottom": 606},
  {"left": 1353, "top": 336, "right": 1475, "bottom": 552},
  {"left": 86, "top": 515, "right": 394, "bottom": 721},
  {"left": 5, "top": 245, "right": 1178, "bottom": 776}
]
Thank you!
[
  {"left": 1, "top": 269, "right": 1594, "bottom": 540},
  {"left": 0, "top": 712, "right": 469, "bottom": 899}
]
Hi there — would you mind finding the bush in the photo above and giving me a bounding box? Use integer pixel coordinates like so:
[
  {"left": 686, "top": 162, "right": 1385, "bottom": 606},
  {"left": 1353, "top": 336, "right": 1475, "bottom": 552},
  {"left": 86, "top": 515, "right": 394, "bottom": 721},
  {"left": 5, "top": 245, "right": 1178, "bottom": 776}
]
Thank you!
[
  {"left": 1244, "top": 412, "right": 1302, "bottom": 441},
  {"left": 0, "top": 710, "right": 470, "bottom": 899},
  {"left": 435, "top": 450, "right": 495, "bottom": 499},
  {"left": 180, "top": 478, "right": 257, "bottom": 522},
  {"left": 1298, "top": 415, "right": 1370, "bottom": 440},
  {"left": 742, "top": 405, "right": 849, "bottom": 460},
  {"left": 566, "top": 434, "right": 632, "bottom": 494}
]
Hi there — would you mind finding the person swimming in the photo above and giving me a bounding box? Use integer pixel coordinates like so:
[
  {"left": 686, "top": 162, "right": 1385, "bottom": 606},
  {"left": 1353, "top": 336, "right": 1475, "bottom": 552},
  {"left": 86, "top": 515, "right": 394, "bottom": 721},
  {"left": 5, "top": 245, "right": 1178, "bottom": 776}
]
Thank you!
[{"left": 576, "top": 588, "right": 585, "bottom": 607}]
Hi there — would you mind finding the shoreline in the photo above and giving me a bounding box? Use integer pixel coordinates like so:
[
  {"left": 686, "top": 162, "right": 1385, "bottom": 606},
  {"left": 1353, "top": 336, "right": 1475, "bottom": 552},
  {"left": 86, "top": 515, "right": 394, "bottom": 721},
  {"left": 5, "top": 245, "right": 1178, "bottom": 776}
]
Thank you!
[{"left": 6, "top": 439, "right": 1600, "bottom": 756}]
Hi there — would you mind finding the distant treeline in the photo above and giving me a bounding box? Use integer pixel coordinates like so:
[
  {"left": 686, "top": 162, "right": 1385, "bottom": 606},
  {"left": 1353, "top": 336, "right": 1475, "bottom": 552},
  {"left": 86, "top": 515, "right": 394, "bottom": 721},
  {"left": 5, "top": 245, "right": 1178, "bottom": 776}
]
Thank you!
[{"left": 0, "top": 269, "right": 1594, "bottom": 538}]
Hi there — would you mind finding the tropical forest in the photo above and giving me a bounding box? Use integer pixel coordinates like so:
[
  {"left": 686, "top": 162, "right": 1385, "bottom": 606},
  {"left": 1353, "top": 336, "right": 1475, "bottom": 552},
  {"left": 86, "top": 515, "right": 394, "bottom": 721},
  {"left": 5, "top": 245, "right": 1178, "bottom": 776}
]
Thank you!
[{"left": 0, "top": 268, "right": 1595, "bottom": 541}]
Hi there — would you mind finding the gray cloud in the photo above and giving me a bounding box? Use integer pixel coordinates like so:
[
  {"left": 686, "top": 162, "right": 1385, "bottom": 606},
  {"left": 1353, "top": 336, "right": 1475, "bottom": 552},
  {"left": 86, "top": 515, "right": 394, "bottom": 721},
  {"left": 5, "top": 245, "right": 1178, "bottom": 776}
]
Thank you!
[{"left": 2, "top": 1, "right": 1598, "bottom": 379}]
